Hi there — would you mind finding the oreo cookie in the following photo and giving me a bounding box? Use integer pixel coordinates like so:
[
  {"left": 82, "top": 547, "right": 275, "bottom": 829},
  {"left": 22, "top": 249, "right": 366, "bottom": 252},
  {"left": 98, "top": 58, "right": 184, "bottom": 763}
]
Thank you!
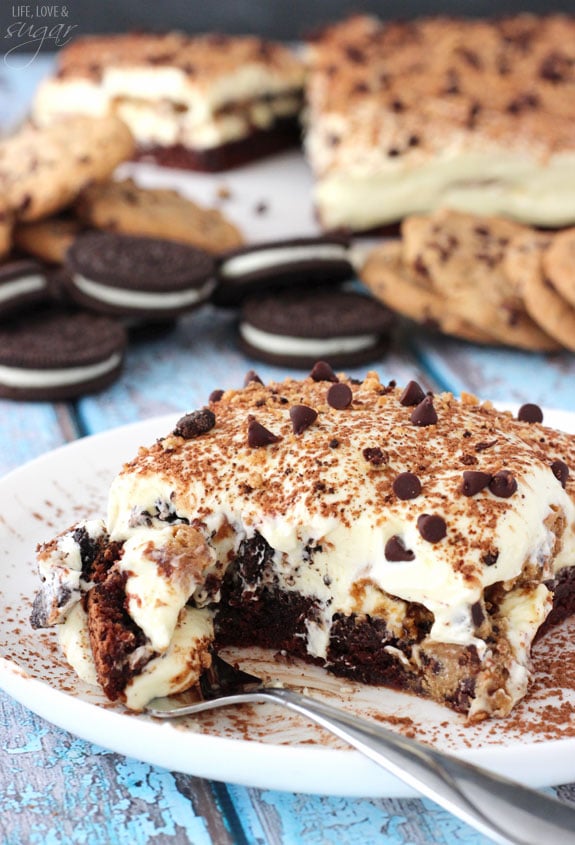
[
  {"left": 0, "top": 306, "right": 127, "bottom": 400},
  {"left": 65, "top": 232, "right": 216, "bottom": 319},
  {"left": 0, "top": 258, "right": 51, "bottom": 318},
  {"left": 213, "top": 234, "right": 354, "bottom": 307},
  {"left": 238, "top": 289, "right": 396, "bottom": 368}
]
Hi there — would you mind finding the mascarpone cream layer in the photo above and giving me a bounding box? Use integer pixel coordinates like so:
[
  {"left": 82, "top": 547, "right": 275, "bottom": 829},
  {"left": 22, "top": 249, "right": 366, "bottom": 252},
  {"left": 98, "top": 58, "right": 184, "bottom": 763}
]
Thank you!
[
  {"left": 313, "top": 151, "right": 575, "bottom": 230},
  {"left": 34, "top": 72, "right": 302, "bottom": 149}
]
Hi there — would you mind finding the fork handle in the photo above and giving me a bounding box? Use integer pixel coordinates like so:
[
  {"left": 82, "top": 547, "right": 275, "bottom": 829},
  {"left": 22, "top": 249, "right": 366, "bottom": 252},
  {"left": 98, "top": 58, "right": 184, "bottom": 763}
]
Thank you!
[{"left": 257, "top": 687, "right": 575, "bottom": 845}]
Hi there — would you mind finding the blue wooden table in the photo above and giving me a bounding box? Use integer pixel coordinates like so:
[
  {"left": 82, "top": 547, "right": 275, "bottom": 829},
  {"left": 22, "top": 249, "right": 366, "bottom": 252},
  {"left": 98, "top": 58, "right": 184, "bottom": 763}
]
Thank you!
[{"left": 2, "top": 55, "right": 575, "bottom": 845}]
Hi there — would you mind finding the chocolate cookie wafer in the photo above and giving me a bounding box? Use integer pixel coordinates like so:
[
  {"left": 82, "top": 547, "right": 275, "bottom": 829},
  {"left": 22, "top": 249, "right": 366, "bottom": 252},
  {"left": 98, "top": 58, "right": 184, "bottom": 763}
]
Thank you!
[
  {"left": 0, "top": 306, "right": 126, "bottom": 400},
  {"left": 238, "top": 288, "right": 395, "bottom": 368},
  {"left": 65, "top": 232, "right": 216, "bottom": 319},
  {"left": 214, "top": 234, "right": 354, "bottom": 307}
]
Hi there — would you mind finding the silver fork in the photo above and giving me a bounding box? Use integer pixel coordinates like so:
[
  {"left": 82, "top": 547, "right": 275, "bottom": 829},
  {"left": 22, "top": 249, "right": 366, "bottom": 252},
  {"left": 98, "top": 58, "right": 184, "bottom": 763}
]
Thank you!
[{"left": 147, "top": 655, "right": 575, "bottom": 845}]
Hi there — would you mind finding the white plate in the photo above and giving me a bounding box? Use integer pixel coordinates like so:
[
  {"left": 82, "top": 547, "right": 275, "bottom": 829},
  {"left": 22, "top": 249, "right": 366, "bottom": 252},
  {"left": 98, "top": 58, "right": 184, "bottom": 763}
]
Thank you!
[{"left": 2, "top": 409, "right": 575, "bottom": 798}]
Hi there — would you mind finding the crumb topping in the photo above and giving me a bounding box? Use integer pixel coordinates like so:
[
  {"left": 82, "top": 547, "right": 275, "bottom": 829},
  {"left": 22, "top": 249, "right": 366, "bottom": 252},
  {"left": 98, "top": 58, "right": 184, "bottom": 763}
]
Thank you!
[{"left": 113, "top": 368, "right": 573, "bottom": 586}]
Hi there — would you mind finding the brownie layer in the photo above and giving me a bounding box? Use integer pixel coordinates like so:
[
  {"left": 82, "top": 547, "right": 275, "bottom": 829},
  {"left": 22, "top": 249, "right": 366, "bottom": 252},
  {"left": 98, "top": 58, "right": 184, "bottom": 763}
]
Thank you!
[
  {"left": 134, "top": 116, "right": 301, "bottom": 172},
  {"left": 214, "top": 534, "right": 486, "bottom": 715}
]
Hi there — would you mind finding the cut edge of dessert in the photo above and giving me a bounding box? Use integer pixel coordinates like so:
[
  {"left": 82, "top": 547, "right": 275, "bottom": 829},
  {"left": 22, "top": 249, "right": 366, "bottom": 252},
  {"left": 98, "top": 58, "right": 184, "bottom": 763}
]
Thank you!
[{"left": 30, "top": 362, "right": 575, "bottom": 722}]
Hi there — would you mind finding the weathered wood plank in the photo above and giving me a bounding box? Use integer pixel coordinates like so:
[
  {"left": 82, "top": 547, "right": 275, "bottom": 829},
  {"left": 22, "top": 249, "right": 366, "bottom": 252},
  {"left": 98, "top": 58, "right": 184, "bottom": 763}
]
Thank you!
[
  {"left": 0, "top": 693, "right": 232, "bottom": 845},
  {"left": 0, "top": 401, "right": 78, "bottom": 478},
  {"left": 410, "top": 332, "right": 575, "bottom": 410},
  {"left": 225, "top": 784, "right": 496, "bottom": 845}
]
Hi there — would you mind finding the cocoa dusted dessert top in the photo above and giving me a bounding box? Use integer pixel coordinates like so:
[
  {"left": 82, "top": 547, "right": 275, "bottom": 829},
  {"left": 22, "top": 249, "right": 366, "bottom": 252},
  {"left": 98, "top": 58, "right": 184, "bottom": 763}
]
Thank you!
[
  {"left": 304, "top": 14, "right": 575, "bottom": 229},
  {"left": 31, "top": 365, "right": 575, "bottom": 719}
]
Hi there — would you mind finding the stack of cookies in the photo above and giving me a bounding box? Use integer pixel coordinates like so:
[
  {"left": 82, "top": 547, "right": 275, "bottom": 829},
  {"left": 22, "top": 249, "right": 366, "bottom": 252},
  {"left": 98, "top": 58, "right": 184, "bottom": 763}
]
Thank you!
[
  {"left": 360, "top": 208, "right": 575, "bottom": 353},
  {"left": 0, "top": 114, "right": 246, "bottom": 400}
]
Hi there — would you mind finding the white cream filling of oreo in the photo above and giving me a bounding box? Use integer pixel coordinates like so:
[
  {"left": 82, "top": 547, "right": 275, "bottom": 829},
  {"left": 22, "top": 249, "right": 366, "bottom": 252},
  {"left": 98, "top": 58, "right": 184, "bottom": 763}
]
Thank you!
[
  {"left": 0, "top": 273, "right": 46, "bottom": 303},
  {"left": 73, "top": 274, "right": 215, "bottom": 310},
  {"left": 0, "top": 352, "right": 122, "bottom": 388},
  {"left": 239, "top": 322, "right": 378, "bottom": 356},
  {"left": 220, "top": 243, "right": 349, "bottom": 279}
]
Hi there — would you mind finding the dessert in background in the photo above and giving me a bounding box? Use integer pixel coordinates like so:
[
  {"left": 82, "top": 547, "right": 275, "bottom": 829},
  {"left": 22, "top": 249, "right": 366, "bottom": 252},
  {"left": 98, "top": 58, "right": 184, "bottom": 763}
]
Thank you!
[
  {"left": 31, "top": 367, "right": 575, "bottom": 720},
  {"left": 32, "top": 31, "right": 305, "bottom": 172},
  {"left": 304, "top": 14, "right": 575, "bottom": 231}
]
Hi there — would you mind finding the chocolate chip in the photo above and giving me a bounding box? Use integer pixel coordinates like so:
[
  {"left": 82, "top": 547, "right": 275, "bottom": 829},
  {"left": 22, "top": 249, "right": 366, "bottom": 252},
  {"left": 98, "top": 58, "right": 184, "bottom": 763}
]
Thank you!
[
  {"left": 174, "top": 408, "right": 216, "bottom": 439},
  {"left": 399, "top": 380, "right": 426, "bottom": 406},
  {"left": 329, "top": 438, "right": 340, "bottom": 449},
  {"left": 345, "top": 45, "right": 366, "bottom": 63},
  {"left": 310, "top": 361, "right": 338, "bottom": 382},
  {"left": 209, "top": 389, "right": 224, "bottom": 403},
  {"left": 489, "top": 470, "right": 517, "bottom": 498},
  {"left": 410, "top": 396, "right": 438, "bottom": 426},
  {"left": 475, "top": 439, "right": 498, "bottom": 452},
  {"left": 244, "top": 369, "right": 263, "bottom": 386},
  {"left": 363, "top": 447, "right": 388, "bottom": 466},
  {"left": 385, "top": 536, "right": 415, "bottom": 562},
  {"left": 417, "top": 514, "right": 447, "bottom": 543},
  {"left": 247, "top": 418, "right": 281, "bottom": 448},
  {"left": 540, "top": 51, "right": 569, "bottom": 83},
  {"left": 551, "top": 459, "right": 569, "bottom": 489},
  {"left": 461, "top": 470, "right": 492, "bottom": 497},
  {"left": 393, "top": 472, "right": 422, "bottom": 500},
  {"left": 327, "top": 383, "right": 352, "bottom": 410},
  {"left": 482, "top": 549, "right": 499, "bottom": 566},
  {"left": 471, "top": 601, "right": 485, "bottom": 627},
  {"left": 517, "top": 403, "right": 543, "bottom": 423},
  {"left": 290, "top": 404, "right": 318, "bottom": 435}
]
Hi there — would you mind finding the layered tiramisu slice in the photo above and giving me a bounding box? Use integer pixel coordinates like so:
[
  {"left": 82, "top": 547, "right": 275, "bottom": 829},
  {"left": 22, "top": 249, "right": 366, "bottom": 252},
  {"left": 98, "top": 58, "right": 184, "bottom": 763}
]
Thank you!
[
  {"left": 31, "top": 368, "right": 575, "bottom": 720},
  {"left": 304, "top": 14, "right": 575, "bottom": 231},
  {"left": 33, "top": 31, "right": 305, "bottom": 171}
]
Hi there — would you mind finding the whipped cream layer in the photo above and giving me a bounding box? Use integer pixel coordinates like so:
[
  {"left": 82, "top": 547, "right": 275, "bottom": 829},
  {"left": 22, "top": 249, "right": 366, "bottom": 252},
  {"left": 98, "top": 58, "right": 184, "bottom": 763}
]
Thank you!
[
  {"left": 312, "top": 151, "right": 575, "bottom": 230},
  {"left": 33, "top": 32, "right": 305, "bottom": 152},
  {"left": 106, "top": 372, "right": 575, "bottom": 715},
  {"left": 303, "top": 14, "right": 575, "bottom": 229}
]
